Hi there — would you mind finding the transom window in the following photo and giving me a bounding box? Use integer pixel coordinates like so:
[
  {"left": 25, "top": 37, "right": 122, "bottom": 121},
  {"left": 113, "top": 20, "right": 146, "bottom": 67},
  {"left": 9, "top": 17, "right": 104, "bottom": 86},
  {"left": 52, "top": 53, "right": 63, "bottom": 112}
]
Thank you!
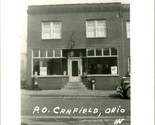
[
  {"left": 87, "top": 47, "right": 117, "bottom": 57},
  {"left": 42, "top": 22, "right": 61, "bottom": 39},
  {"left": 86, "top": 20, "right": 107, "bottom": 38},
  {"left": 84, "top": 47, "right": 118, "bottom": 75},
  {"left": 32, "top": 49, "right": 67, "bottom": 76},
  {"left": 126, "top": 21, "right": 130, "bottom": 39}
]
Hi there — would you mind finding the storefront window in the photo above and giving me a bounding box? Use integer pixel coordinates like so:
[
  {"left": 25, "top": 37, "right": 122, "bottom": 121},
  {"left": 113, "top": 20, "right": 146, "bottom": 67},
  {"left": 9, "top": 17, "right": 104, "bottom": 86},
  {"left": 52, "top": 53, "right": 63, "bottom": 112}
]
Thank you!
[
  {"left": 87, "top": 57, "right": 118, "bottom": 75},
  {"left": 33, "top": 58, "right": 67, "bottom": 76}
]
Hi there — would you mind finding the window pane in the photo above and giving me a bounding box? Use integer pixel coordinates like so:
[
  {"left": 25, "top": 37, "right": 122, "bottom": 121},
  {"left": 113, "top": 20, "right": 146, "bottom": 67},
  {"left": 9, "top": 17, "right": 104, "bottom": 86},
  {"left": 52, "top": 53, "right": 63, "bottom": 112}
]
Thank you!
[
  {"left": 33, "top": 49, "right": 39, "bottom": 57},
  {"left": 126, "top": 21, "right": 130, "bottom": 38},
  {"left": 39, "top": 60, "right": 47, "bottom": 75},
  {"left": 96, "top": 48, "right": 102, "bottom": 56},
  {"left": 96, "top": 20, "right": 106, "bottom": 37},
  {"left": 40, "top": 50, "right": 46, "bottom": 57},
  {"left": 47, "top": 49, "right": 53, "bottom": 57},
  {"left": 52, "top": 22, "right": 61, "bottom": 39},
  {"left": 88, "top": 49, "right": 94, "bottom": 56},
  {"left": 96, "top": 28, "right": 106, "bottom": 37},
  {"left": 62, "top": 50, "right": 68, "bottom": 57},
  {"left": 55, "top": 49, "right": 61, "bottom": 57},
  {"left": 47, "top": 59, "right": 62, "bottom": 75},
  {"left": 111, "top": 48, "right": 117, "bottom": 55},
  {"left": 42, "top": 22, "right": 61, "bottom": 39},
  {"left": 33, "top": 59, "right": 40, "bottom": 75},
  {"left": 88, "top": 57, "right": 118, "bottom": 75},
  {"left": 42, "top": 22, "right": 51, "bottom": 39},
  {"left": 103, "top": 48, "right": 110, "bottom": 55},
  {"left": 74, "top": 50, "right": 81, "bottom": 57},
  {"left": 86, "top": 21, "right": 95, "bottom": 37}
]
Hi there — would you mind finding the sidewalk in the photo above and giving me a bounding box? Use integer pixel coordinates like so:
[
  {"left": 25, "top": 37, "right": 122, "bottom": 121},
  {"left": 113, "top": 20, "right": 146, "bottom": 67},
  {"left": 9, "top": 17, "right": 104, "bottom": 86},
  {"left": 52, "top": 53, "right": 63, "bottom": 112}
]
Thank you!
[{"left": 21, "top": 89, "right": 119, "bottom": 98}]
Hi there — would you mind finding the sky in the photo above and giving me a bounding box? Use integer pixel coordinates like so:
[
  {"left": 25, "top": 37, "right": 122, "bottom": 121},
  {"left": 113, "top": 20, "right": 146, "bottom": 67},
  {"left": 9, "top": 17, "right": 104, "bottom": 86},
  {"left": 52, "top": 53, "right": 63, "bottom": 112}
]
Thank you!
[{"left": 20, "top": 0, "right": 130, "bottom": 53}]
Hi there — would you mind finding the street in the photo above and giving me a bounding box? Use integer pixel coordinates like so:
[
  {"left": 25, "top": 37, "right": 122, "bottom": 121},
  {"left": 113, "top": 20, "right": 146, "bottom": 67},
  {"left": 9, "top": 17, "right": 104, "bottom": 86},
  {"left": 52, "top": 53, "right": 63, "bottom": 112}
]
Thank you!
[{"left": 21, "top": 92, "right": 130, "bottom": 125}]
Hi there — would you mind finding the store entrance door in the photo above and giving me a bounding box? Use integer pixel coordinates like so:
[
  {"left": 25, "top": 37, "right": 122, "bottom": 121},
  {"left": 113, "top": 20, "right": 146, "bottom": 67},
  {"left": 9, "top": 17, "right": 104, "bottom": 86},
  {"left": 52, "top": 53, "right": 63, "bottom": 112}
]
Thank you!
[{"left": 68, "top": 58, "right": 82, "bottom": 82}]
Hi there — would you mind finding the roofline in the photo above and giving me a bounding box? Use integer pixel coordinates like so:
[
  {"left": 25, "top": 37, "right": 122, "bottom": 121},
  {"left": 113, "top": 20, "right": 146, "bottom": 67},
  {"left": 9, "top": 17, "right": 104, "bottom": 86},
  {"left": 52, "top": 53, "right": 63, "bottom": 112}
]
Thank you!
[{"left": 27, "top": 3, "right": 130, "bottom": 14}]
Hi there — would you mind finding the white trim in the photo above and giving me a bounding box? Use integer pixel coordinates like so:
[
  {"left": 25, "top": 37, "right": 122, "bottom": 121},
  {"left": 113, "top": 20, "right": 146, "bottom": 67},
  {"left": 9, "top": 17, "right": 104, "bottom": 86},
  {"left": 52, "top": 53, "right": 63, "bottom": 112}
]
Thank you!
[
  {"left": 94, "top": 48, "right": 96, "bottom": 56},
  {"left": 126, "top": 21, "right": 130, "bottom": 39},
  {"left": 60, "top": 50, "right": 62, "bottom": 57},
  {"left": 87, "top": 55, "right": 118, "bottom": 58},
  {"left": 68, "top": 58, "right": 82, "bottom": 82},
  {"left": 53, "top": 50, "right": 55, "bottom": 57},
  {"left": 31, "top": 50, "right": 33, "bottom": 77},
  {"left": 128, "top": 57, "right": 131, "bottom": 72},
  {"left": 86, "top": 74, "right": 120, "bottom": 77},
  {"left": 102, "top": 48, "right": 104, "bottom": 56},
  {"left": 32, "top": 75, "right": 69, "bottom": 78},
  {"left": 33, "top": 57, "right": 67, "bottom": 59},
  {"left": 109, "top": 48, "right": 112, "bottom": 56}
]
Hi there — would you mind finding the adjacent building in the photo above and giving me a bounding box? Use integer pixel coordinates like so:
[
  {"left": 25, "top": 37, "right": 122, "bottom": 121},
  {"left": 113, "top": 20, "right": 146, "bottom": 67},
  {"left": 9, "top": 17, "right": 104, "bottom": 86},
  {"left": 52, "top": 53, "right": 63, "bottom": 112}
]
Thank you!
[{"left": 26, "top": 3, "right": 130, "bottom": 90}]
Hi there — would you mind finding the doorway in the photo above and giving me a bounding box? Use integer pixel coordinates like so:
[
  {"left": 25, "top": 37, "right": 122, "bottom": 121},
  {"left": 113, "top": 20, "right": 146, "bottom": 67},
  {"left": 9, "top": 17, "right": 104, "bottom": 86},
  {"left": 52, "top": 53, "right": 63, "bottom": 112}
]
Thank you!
[{"left": 68, "top": 58, "right": 82, "bottom": 82}]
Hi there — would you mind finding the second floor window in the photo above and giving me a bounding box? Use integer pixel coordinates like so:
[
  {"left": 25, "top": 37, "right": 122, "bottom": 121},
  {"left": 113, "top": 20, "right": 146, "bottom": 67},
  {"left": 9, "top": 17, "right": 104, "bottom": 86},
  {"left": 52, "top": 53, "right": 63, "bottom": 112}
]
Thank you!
[
  {"left": 86, "top": 20, "right": 107, "bottom": 38},
  {"left": 42, "top": 22, "right": 61, "bottom": 39},
  {"left": 126, "top": 21, "right": 130, "bottom": 39}
]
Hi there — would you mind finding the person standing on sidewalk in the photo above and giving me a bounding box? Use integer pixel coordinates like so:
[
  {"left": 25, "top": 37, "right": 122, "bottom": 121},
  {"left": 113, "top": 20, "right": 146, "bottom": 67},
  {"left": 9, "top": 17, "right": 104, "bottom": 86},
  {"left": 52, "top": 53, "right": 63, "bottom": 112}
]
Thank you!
[{"left": 34, "top": 72, "right": 41, "bottom": 90}]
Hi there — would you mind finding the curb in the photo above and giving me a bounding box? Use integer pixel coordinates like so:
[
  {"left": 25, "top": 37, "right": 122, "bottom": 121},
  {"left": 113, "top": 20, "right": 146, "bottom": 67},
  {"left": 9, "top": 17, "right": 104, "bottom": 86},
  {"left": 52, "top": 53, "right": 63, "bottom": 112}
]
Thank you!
[
  {"left": 21, "top": 90, "right": 120, "bottom": 98},
  {"left": 21, "top": 115, "right": 130, "bottom": 120}
]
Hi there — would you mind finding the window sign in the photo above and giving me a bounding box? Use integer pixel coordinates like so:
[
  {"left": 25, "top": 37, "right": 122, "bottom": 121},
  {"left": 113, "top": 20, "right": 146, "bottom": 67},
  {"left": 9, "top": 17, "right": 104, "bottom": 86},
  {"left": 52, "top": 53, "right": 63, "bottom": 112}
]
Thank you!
[
  {"left": 40, "top": 67, "right": 47, "bottom": 76},
  {"left": 111, "top": 66, "right": 117, "bottom": 75}
]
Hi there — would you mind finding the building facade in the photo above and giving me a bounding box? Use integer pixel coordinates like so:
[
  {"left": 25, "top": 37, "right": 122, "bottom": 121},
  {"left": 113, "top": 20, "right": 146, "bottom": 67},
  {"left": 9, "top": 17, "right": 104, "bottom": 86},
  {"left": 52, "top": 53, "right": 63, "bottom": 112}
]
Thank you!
[{"left": 27, "top": 3, "right": 130, "bottom": 90}]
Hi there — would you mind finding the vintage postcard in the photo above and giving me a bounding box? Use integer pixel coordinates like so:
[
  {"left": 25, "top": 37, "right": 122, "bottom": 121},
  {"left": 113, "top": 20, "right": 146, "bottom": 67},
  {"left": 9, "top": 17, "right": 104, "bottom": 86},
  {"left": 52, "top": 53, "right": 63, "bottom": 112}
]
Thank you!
[
  {"left": 21, "top": 1, "right": 130, "bottom": 125},
  {"left": 1, "top": 0, "right": 154, "bottom": 125}
]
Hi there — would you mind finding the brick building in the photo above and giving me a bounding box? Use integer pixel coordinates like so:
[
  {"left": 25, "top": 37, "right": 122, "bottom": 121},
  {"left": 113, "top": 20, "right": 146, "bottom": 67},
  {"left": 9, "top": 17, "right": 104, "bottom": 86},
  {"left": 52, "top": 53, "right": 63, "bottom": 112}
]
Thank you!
[{"left": 26, "top": 3, "right": 130, "bottom": 90}]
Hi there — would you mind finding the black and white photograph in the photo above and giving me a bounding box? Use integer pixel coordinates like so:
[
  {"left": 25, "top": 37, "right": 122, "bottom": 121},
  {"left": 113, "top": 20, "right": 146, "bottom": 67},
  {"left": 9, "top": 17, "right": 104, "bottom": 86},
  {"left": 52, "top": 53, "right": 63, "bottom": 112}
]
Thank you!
[
  {"left": 1, "top": 0, "right": 154, "bottom": 125},
  {"left": 21, "top": 1, "right": 130, "bottom": 124}
]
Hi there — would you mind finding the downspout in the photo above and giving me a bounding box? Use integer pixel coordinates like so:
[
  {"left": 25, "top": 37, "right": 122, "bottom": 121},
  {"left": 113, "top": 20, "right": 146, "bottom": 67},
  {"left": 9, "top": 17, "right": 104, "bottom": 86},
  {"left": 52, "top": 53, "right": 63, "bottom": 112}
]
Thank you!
[{"left": 119, "top": 8, "right": 125, "bottom": 76}]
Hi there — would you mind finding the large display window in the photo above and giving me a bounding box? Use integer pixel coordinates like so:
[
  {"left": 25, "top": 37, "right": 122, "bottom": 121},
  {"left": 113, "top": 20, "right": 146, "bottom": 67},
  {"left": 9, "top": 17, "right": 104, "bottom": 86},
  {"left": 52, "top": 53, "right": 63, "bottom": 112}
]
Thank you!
[{"left": 32, "top": 49, "right": 67, "bottom": 76}]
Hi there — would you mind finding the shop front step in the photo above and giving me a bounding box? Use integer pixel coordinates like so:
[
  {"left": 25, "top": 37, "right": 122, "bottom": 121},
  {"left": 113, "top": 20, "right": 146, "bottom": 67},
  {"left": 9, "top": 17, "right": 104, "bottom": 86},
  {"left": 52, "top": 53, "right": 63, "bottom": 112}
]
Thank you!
[{"left": 63, "top": 82, "right": 87, "bottom": 90}]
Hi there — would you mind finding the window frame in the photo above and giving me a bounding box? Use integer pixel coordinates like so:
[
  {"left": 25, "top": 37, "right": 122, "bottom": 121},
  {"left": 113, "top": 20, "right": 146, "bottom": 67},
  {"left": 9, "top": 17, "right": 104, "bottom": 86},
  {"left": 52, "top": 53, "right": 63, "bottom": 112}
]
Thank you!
[
  {"left": 126, "top": 21, "right": 130, "bottom": 39},
  {"left": 31, "top": 49, "right": 67, "bottom": 77},
  {"left": 85, "top": 47, "right": 119, "bottom": 76},
  {"left": 41, "top": 21, "right": 62, "bottom": 40},
  {"left": 86, "top": 20, "right": 107, "bottom": 38}
]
